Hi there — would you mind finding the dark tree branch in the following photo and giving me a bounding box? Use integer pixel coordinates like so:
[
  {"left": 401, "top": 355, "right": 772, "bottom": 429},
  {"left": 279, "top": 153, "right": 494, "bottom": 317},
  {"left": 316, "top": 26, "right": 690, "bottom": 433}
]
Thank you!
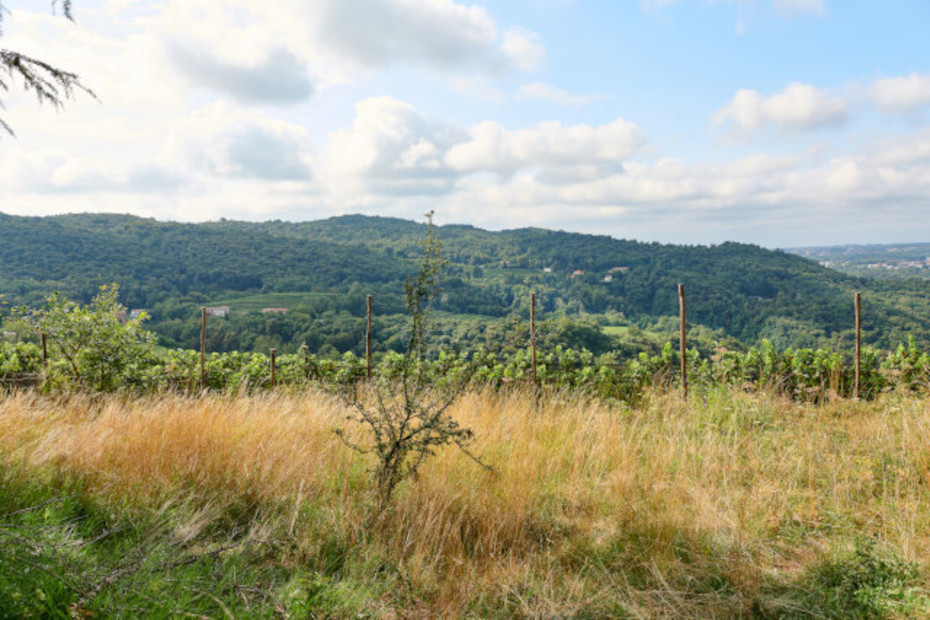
[
  {"left": 0, "top": 1, "right": 93, "bottom": 136},
  {"left": 53, "top": 0, "right": 74, "bottom": 20}
]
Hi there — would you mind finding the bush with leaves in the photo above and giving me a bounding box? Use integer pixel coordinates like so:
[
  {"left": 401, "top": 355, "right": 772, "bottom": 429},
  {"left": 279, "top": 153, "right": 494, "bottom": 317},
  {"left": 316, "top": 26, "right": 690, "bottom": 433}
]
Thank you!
[
  {"left": 766, "top": 538, "right": 930, "bottom": 618},
  {"left": 883, "top": 336, "right": 930, "bottom": 392},
  {"left": 14, "top": 284, "right": 155, "bottom": 392},
  {"left": 0, "top": 340, "right": 42, "bottom": 379}
]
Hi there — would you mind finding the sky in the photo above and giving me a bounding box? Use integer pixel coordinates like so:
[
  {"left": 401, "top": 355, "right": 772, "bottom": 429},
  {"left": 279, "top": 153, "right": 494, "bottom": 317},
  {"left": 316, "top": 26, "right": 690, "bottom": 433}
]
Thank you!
[{"left": 1, "top": 0, "right": 930, "bottom": 248}]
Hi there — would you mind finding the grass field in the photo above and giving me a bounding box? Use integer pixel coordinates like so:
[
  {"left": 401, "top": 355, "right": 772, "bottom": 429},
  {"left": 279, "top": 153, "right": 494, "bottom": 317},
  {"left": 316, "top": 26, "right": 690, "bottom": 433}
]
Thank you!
[
  {"left": 1, "top": 387, "right": 929, "bottom": 617},
  {"left": 208, "top": 291, "right": 343, "bottom": 312}
]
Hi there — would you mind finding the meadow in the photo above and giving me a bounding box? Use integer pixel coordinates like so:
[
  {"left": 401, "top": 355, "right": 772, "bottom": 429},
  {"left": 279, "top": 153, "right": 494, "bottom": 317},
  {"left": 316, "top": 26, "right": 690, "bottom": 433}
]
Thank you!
[{"left": 2, "top": 385, "right": 929, "bottom": 617}]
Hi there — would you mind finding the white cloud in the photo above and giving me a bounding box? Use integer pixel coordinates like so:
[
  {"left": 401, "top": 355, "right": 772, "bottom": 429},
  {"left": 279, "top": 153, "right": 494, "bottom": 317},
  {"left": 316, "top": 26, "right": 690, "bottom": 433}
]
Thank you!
[
  {"left": 0, "top": 148, "right": 71, "bottom": 192},
  {"left": 309, "top": 0, "right": 545, "bottom": 75},
  {"left": 151, "top": 0, "right": 545, "bottom": 92},
  {"left": 323, "top": 97, "right": 465, "bottom": 203},
  {"left": 318, "top": 97, "right": 646, "bottom": 210},
  {"left": 445, "top": 118, "right": 644, "bottom": 176},
  {"left": 456, "top": 137, "right": 925, "bottom": 245},
  {"left": 0, "top": 147, "right": 180, "bottom": 194},
  {"left": 1, "top": 101, "right": 314, "bottom": 197},
  {"left": 714, "top": 73, "right": 930, "bottom": 137},
  {"left": 713, "top": 82, "right": 847, "bottom": 135},
  {"left": 165, "top": 40, "right": 314, "bottom": 104},
  {"left": 869, "top": 73, "right": 930, "bottom": 114},
  {"left": 311, "top": 0, "right": 498, "bottom": 68},
  {"left": 49, "top": 157, "right": 126, "bottom": 190},
  {"left": 1, "top": 8, "right": 186, "bottom": 109},
  {"left": 869, "top": 129, "right": 930, "bottom": 167},
  {"left": 516, "top": 82, "right": 603, "bottom": 106},
  {"left": 500, "top": 28, "right": 546, "bottom": 72},
  {"left": 159, "top": 104, "right": 314, "bottom": 181}
]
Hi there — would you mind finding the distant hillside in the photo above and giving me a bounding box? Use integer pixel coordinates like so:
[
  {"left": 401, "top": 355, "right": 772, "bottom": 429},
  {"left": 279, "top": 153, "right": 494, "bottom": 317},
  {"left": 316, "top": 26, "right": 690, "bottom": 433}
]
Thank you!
[
  {"left": 2, "top": 212, "right": 930, "bottom": 353},
  {"left": 789, "top": 242, "right": 930, "bottom": 280}
]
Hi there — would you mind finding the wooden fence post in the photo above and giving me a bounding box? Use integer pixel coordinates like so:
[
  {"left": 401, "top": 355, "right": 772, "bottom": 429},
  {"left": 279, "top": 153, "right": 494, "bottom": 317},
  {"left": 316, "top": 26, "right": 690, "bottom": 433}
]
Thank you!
[
  {"left": 854, "top": 292, "right": 861, "bottom": 400},
  {"left": 270, "top": 348, "right": 277, "bottom": 389},
  {"left": 530, "top": 292, "right": 537, "bottom": 385},
  {"left": 300, "top": 344, "right": 310, "bottom": 379},
  {"left": 200, "top": 307, "right": 207, "bottom": 391},
  {"left": 40, "top": 332, "right": 47, "bottom": 367},
  {"left": 679, "top": 283, "right": 687, "bottom": 400},
  {"left": 366, "top": 294, "right": 373, "bottom": 381}
]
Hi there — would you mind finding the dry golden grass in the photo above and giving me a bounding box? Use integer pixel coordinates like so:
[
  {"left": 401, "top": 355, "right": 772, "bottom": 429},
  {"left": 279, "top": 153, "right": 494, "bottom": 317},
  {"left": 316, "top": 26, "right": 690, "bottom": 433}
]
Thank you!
[{"left": 1, "top": 386, "right": 929, "bottom": 616}]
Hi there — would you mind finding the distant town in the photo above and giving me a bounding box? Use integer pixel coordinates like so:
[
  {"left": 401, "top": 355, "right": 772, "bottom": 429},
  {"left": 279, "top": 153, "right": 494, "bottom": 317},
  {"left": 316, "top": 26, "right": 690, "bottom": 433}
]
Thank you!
[{"left": 789, "top": 243, "right": 930, "bottom": 279}]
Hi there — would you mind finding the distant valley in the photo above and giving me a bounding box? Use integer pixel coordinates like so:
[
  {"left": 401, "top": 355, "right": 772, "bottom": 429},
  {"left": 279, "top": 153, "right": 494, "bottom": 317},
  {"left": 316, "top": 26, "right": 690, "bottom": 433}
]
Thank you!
[{"left": 789, "top": 243, "right": 930, "bottom": 280}]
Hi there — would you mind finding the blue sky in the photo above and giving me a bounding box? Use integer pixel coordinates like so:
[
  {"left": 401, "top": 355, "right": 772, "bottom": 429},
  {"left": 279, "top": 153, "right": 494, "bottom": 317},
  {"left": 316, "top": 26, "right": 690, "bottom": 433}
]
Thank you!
[{"left": 2, "top": 0, "right": 929, "bottom": 247}]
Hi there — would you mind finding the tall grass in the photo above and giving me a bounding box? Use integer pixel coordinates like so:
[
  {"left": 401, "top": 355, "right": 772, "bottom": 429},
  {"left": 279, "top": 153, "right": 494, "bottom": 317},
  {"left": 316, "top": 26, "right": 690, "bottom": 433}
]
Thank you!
[{"left": 1, "top": 386, "right": 928, "bottom": 616}]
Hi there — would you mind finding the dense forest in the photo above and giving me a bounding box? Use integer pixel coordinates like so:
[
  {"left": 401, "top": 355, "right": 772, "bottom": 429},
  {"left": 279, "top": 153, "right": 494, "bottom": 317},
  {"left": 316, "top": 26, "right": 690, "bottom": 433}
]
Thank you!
[{"left": 2, "top": 212, "right": 930, "bottom": 356}]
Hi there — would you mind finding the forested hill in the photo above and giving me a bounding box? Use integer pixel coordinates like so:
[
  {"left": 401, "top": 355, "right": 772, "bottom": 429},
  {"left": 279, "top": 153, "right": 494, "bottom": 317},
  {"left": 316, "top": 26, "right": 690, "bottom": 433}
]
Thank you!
[
  {"left": 0, "top": 213, "right": 410, "bottom": 304},
  {"left": 2, "top": 212, "right": 929, "bottom": 351}
]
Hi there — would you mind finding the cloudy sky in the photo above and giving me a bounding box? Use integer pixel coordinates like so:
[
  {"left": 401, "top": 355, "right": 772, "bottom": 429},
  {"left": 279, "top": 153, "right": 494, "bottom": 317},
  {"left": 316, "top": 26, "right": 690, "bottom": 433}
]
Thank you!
[{"left": 1, "top": 0, "right": 929, "bottom": 248}]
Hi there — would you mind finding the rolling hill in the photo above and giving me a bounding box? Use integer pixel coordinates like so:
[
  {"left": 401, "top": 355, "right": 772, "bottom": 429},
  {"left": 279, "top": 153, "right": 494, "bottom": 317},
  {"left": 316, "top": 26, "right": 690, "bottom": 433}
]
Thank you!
[{"left": 2, "top": 212, "right": 929, "bottom": 353}]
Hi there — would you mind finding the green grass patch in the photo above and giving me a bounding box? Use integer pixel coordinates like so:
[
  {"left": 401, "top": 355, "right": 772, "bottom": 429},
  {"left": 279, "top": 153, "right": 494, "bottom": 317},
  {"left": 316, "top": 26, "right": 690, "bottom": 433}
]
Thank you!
[
  {"left": 602, "top": 325, "right": 633, "bottom": 336},
  {"left": 208, "top": 291, "right": 341, "bottom": 312},
  {"left": 0, "top": 465, "right": 312, "bottom": 617}
]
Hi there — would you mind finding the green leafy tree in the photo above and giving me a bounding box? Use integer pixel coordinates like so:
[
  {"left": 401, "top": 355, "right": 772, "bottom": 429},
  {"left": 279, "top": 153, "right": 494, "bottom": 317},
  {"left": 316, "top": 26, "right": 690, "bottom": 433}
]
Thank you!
[{"left": 18, "top": 284, "right": 155, "bottom": 391}]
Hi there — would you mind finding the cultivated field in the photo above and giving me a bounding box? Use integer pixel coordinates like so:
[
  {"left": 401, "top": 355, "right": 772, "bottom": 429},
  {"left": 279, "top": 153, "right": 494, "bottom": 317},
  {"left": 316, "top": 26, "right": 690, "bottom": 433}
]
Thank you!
[{"left": 1, "top": 387, "right": 929, "bottom": 617}]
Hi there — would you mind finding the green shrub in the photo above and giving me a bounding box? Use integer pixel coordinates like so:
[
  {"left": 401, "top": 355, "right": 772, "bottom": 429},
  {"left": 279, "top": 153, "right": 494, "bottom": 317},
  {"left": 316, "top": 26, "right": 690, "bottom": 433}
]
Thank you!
[{"left": 763, "top": 538, "right": 929, "bottom": 618}]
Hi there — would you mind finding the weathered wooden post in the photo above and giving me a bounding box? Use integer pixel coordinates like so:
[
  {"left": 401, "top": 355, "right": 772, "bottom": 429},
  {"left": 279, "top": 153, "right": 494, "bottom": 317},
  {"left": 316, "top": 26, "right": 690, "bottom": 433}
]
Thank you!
[
  {"left": 366, "top": 294, "right": 373, "bottom": 381},
  {"left": 200, "top": 307, "right": 207, "bottom": 391},
  {"left": 530, "top": 292, "right": 537, "bottom": 385},
  {"left": 40, "top": 332, "right": 47, "bottom": 367},
  {"left": 854, "top": 292, "right": 861, "bottom": 400},
  {"left": 679, "top": 283, "right": 687, "bottom": 400},
  {"left": 300, "top": 343, "right": 310, "bottom": 380},
  {"left": 270, "top": 348, "right": 277, "bottom": 389}
]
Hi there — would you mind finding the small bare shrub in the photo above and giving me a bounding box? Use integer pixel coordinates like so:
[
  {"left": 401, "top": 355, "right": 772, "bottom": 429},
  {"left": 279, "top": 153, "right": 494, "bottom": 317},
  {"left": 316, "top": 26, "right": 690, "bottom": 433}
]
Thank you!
[{"left": 335, "top": 212, "right": 490, "bottom": 511}]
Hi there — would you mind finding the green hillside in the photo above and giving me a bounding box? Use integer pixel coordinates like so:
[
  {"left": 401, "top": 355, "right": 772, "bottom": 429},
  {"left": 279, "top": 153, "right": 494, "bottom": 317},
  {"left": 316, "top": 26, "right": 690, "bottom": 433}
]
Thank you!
[
  {"left": 0, "top": 212, "right": 411, "bottom": 305},
  {"left": 2, "top": 212, "right": 929, "bottom": 354}
]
